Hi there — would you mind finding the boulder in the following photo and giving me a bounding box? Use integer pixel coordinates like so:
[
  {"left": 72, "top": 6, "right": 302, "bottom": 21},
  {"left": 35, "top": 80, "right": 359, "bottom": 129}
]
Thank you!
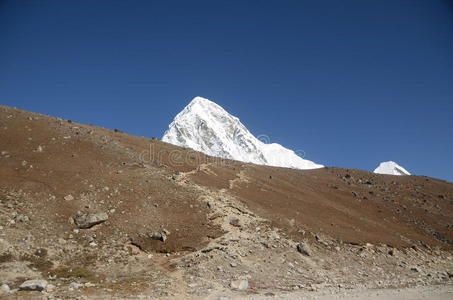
[
  {"left": 74, "top": 212, "right": 108, "bottom": 229},
  {"left": 19, "top": 280, "right": 48, "bottom": 291}
]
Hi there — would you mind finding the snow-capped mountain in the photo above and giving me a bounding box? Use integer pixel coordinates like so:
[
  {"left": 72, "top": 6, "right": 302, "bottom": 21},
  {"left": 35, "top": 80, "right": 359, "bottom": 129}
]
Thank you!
[
  {"left": 162, "top": 97, "right": 323, "bottom": 169},
  {"left": 374, "top": 161, "right": 411, "bottom": 176}
]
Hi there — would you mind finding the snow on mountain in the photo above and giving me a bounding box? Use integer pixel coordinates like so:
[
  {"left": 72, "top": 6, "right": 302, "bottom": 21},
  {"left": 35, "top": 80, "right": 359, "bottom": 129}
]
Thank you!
[
  {"left": 373, "top": 161, "right": 411, "bottom": 176},
  {"left": 162, "top": 96, "right": 323, "bottom": 170}
]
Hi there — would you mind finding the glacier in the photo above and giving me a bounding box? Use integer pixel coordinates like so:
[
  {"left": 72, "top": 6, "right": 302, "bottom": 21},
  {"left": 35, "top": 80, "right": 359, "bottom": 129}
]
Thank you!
[
  {"left": 374, "top": 161, "right": 411, "bottom": 176},
  {"left": 162, "top": 96, "right": 323, "bottom": 170}
]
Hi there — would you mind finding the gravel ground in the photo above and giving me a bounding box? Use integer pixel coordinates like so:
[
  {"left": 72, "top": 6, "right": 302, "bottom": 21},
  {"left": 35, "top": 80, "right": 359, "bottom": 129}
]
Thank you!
[{"left": 206, "top": 284, "right": 453, "bottom": 300}]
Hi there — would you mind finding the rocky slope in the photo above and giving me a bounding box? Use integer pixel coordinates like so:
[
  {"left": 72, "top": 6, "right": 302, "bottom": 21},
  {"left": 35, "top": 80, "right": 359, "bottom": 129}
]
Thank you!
[{"left": 0, "top": 105, "right": 452, "bottom": 299}]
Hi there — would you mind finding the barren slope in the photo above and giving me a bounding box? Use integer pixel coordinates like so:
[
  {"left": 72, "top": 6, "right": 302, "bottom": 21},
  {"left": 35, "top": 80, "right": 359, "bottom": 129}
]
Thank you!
[{"left": 0, "top": 105, "right": 452, "bottom": 299}]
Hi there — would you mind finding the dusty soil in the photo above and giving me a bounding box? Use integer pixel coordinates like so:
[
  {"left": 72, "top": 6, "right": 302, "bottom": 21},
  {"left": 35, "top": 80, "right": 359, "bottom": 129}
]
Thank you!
[
  {"left": 207, "top": 285, "right": 453, "bottom": 300},
  {"left": 0, "top": 105, "right": 452, "bottom": 299}
]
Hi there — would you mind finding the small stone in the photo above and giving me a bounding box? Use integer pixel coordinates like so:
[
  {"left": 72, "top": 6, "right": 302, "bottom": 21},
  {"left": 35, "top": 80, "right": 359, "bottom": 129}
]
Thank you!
[
  {"left": 149, "top": 230, "right": 169, "bottom": 242},
  {"left": 229, "top": 218, "right": 241, "bottom": 227},
  {"left": 69, "top": 282, "right": 83, "bottom": 290},
  {"left": 230, "top": 263, "right": 238, "bottom": 268},
  {"left": 46, "top": 284, "right": 56, "bottom": 292},
  {"left": 230, "top": 279, "right": 248, "bottom": 290},
  {"left": 296, "top": 242, "right": 311, "bottom": 256},
  {"left": 17, "top": 215, "right": 30, "bottom": 223},
  {"left": 1, "top": 284, "right": 10, "bottom": 293},
  {"left": 64, "top": 195, "right": 74, "bottom": 201},
  {"left": 149, "top": 232, "right": 164, "bottom": 241},
  {"left": 19, "top": 280, "right": 48, "bottom": 291}
]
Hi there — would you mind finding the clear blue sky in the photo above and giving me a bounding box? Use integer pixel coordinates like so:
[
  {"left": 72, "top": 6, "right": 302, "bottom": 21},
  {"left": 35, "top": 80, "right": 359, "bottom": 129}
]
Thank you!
[{"left": 1, "top": 0, "right": 452, "bottom": 181}]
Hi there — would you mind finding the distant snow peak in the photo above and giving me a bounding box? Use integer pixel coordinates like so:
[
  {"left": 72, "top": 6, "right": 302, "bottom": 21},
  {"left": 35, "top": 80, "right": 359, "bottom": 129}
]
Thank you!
[
  {"left": 162, "top": 96, "right": 323, "bottom": 170},
  {"left": 374, "top": 161, "right": 411, "bottom": 176}
]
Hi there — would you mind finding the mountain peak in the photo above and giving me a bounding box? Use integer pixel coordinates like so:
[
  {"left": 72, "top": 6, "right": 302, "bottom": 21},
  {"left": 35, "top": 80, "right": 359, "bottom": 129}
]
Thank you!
[
  {"left": 181, "top": 96, "right": 228, "bottom": 118},
  {"left": 190, "top": 96, "right": 212, "bottom": 105},
  {"left": 186, "top": 96, "right": 215, "bottom": 109},
  {"left": 374, "top": 161, "right": 411, "bottom": 176},
  {"left": 162, "top": 97, "right": 323, "bottom": 169}
]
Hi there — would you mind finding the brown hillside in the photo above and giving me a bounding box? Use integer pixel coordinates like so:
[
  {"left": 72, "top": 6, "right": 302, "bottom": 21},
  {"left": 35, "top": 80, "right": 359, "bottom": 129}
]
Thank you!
[{"left": 0, "top": 105, "right": 452, "bottom": 299}]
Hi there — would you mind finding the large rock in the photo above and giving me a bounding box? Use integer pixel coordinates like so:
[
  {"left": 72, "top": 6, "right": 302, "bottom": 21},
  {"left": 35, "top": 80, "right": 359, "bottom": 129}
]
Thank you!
[
  {"left": 74, "top": 212, "right": 108, "bottom": 229},
  {"left": 19, "top": 280, "right": 48, "bottom": 291}
]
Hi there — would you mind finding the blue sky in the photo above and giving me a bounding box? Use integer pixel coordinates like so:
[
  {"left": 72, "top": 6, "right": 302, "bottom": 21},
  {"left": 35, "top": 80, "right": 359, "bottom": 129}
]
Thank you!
[{"left": 1, "top": 0, "right": 452, "bottom": 181}]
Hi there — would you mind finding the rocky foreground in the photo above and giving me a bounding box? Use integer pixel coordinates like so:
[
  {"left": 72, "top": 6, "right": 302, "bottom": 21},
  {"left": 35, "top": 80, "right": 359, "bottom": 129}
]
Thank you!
[{"left": 0, "top": 106, "right": 452, "bottom": 299}]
